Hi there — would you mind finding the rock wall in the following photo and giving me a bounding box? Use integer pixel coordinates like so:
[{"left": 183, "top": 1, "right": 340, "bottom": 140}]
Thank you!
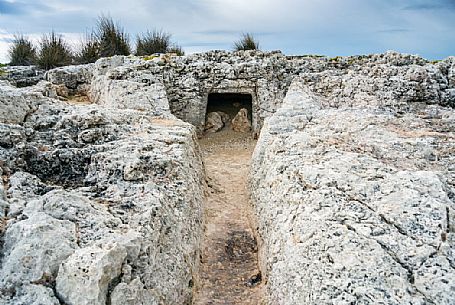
[
  {"left": 250, "top": 79, "right": 455, "bottom": 304},
  {"left": 0, "top": 66, "right": 45, "bottom": 87},
  {"left": 41, "top": 51, "right": 455, "bottom": 135},
  {"left": 0, "top": 81, "right": 205, "bottom": 305},
  {"left": 89, "top": 57, "right": 170, "bottom": 115}
]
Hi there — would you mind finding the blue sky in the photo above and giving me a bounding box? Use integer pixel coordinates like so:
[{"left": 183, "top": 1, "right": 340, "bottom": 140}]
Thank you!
[{"left": 0, "top": 0, "right": 454, "bottom": 63}]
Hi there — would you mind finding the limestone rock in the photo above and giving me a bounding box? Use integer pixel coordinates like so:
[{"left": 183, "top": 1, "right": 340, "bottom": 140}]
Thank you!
[
  {"left": 1, "top": 50, "right": 454, "bottom": 305},
  {"left": 2, "top": 51, "right": 455, "bottom": 134},
  {"left": 0, "top": 284, "right": 60, "bottom": 305},
  {"left": 89, "top": 63, "right": 170, "bottom": 114},
  {"left": 110, "top": 278, "right": 147, "bottom": 305},
  {"left": 0, "top": 174, "right": 6, "bottom": 218},
  {"left": 54, "top": 84, "right": 69, "bottom": 98},
  {"left": 0, "top": 81, "right": 47, "bottom": 124},
  {"left": 0, "top": 213, "right": 77, "bottom": 291},
  {"left": 46, "top": 64, "right": 94, "bottom": 96},
  {"left": 250, "top": 79, "right": 455, "bottom": 304},
  {"left": 56, "top": 243, "right": 127, "bottom": 305},
  {"left": 204, "top": 112, "right": 224, "bottom": 133},
  {"left": 217, "top": 111, "right": 230, "bottom": 124},
  {"left": 231, "top": 108, "right": 251, "bottom": 132},
  {"left": 0, "top": 81, "right": 205, "bottom": 305},
  {"left": 0, "top": 65, "right": 45, "bottom": 87}
]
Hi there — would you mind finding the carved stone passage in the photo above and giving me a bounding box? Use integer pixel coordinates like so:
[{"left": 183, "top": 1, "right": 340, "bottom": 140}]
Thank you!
[
  {"left": 0, "top": 50, "right": 454, "bottom": 305},
  {"left": 194, "top": 129, "right": 263, "bottom": 305}
]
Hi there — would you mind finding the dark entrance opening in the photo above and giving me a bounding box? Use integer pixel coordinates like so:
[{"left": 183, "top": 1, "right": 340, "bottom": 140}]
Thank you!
[{"left": 206, "top": 93, "right": 253, "bottom": 122}]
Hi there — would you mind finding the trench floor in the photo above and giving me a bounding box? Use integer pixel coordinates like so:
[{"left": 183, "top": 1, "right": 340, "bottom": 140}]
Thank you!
[{"left": 193, "top": 128, "right": 264, "bottom": 305}]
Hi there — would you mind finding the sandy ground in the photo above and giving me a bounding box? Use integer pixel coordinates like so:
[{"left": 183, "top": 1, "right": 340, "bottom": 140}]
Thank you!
[{"left": 193, "top": 128, "right": 264, "bottom": 305}]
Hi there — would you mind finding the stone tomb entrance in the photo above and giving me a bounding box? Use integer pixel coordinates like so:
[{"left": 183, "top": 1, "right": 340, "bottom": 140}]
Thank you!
[
  {"left": 204, "top": 92, "right": 254, "bottom": 134},
  {"left": 195, "top": 92, "right": 263, "bottom": 304}
]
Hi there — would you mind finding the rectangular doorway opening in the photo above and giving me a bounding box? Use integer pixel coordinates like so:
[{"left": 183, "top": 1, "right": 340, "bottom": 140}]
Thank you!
[
  {"left": 207, "top": 93, "right": 253, "bottom": 120},
  {"left": 205, "top": 93, "right": 253, "bottom": 134}
]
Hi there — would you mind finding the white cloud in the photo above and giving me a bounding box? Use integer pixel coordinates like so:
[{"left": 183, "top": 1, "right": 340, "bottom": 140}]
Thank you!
[
  {"left": 0, "top": 29, "right": 14, "bottom": 63},
  {"left": 0, "top": 0, "right": 453, "bottom": 61}
]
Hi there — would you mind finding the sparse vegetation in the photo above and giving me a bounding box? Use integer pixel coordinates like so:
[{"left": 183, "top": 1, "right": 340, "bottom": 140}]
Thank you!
[
  {"left": 168, "top": 45, "right": 185, "bottom": 56},
  {"left": 95, "top": 15, "right": 131, "bottom": 57},
  {"left": 143, "top": 55, "right": 159, "bottom": 61},
  {"left": 136, "top": 30, "right": 184, "bottom": 56},
  {"left": 234, "top": 33, "right": 260, "bottom": 51},
  {"left": 302, "top": 54, "right": 325, "bottom": 58},
  {"left": 8, "top": 35, "right": 37, "bottom": 66},
  {"left": 329, "top": 56, "right": 342, "bottom": 62},
  {"left": 37, "top": 32, "right": 73, "bottom": 70},
  {"left": 76, "top": 32, "right": 100, "bottom": 64},
  {"left": 0, "top": 63, "right": 6, "bottom": 76},
  {"left": 136, "top": 30, "right": 170, "bottom": 55}
]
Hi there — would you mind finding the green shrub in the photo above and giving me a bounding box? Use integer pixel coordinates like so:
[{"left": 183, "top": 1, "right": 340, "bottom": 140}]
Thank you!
[
  {"left": 8, "top": 35, "right": 37, "bottom": 66},
  {"left": 329, "top": 56, "right": 342, "bottom": 62},
  {"left": 234, "top": 33, "right": 259, "bottom": 51},
  {"left": 168, "top": 45, "right": 185, "bottom": 56},
  {"left": 136, "top": 30, "right": 184, "bottom": 56},
  {"left": 37, "top": 32, "right": 73, "bottom": 70},
  {"left": 95, "top": 15, "right": 131, "bottom": 57},
  {"left": 0, "top": 63, "right": 6, "bottom": 76},
  {"left": 136, "top": 30, "right": 170, "bottom": 55},
  {"left": 76, "top": 32, "right": 100, "bottom": 64}
]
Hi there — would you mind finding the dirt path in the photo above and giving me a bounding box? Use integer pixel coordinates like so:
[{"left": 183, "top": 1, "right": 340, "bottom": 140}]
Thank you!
[{"left": 193, "top": 129, "right": 264, "bottom": 305}]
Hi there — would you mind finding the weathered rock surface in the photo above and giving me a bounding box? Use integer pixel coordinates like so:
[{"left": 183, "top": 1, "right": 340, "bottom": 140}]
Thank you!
[
  {"left": 46, "top": 64, "right": 93, "bottom": 94},
  {"left": 89, "top": 56, "right": 170, "bottom": 114},
  {"left": 231, "top": 108, "right": 251, "bottom": 132},
  {"left": 216, "top": 111, "right": 230, "bottom": 124},
  {"left": 204, "top": 112, "right": 224, "bottom": 133},
  {"left": 0, "top": 81, "right": 205, "bottom": 305},
  {"left": 1, "top": 212, "right": 77, "bottom": 286},
  {"left": 56, "top": 243, "right": 126, "bottom": 305},
  {"left": 0, "top": 81, "right": 48, "bottom": 124},
  {"left": 97, "top": 51, "right": 453, "bottom": 134},
  {"left": 250, "top": 80, "right": 455, "bottom": 304},
  {"left": 1, "top": 50, "right": 455, "bottom": 305},
  {"left": 6, "top": 51, "right": 453, "bottom": 134},
  {"left": 0, "top": 66, "right": 45, "bottom": 87}
]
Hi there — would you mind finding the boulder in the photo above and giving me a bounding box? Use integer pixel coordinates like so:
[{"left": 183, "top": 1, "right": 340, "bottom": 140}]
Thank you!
[
  {"left": 217, "top": 111, "right": 230, "bottom": 124},
  {"left": 110, "top": 278, "right": 146, "bottom": 305},
  {"left": 0, "top": 284, "right": 60, "bottom": 305},
  {"left": 0, "top": 213, "right": 77, "bottom": 289},
  {"left": 204, "top": 112, "right": 224, "bottom": 133},
  {"left": 46, "top": 64, "right": 94, "bottom": 93},
  {"left": 56, "top": 243, "right": 126, "bottom": 305},
  {"left": 231, "top": 108, "right": 251, "bottom": 132},
  {"left": 0, "top": 65, "right": 45, "bottom": 87},
  {"left": 0, "top": 81, "right": 46, "bottom": 124}
]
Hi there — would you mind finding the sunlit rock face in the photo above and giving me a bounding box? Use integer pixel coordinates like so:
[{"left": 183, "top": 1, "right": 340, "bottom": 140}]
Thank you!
[
  {"left": 0, "top": 81, "right": 205, "bottom": 305},
  {"left": 250, "top": 79, "right": 455, "bottom": 304}
]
